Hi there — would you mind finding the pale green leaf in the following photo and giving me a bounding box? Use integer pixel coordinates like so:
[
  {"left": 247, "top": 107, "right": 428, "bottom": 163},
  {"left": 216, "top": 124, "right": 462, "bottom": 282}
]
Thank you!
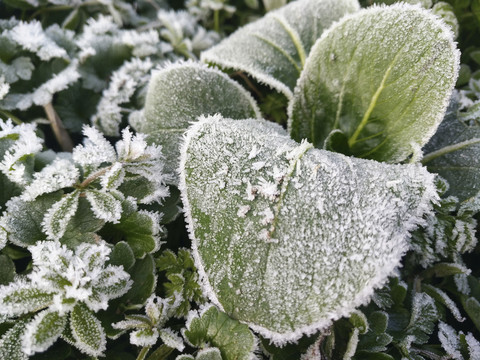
[
  {"left": 196, "top": 347, "right": 222, "bottom": 360},
  {"left": 21, "top": 309, "right": 67, "bottom": 356},
  {"left": 42, "top": 191, "right": 79, "bottom": 241},
  {"left": 0, "top": 192, "right": 61, "bottom": 247},
  {"left": 201, "top": 0, "right": 360, "bottom": 99},
  {"left": 70, "top": 303, "right": 106, "bottom": 357},
  {"left": 184, "top": 306, "right": 255, "bottom": 360},
  {"left": 137, "top": 61, "right": 261, "bottom": 180},
  {"left": 289, "top": 4, "right": 459, "bottom": 163},
  {"left": 0, "top": 281, "right": 54, "bottom": 316},
  {"left": 85, "top": 189, "right": 122, "bottom": 223},
  {"left": 0, "top": 321, "right": 28, "bottom": 360},
  {"left": 422, "top": 96, "right": 480, "bottom": 202},
  {"left": 179, "top": 115, "right": 437, "bottom": 344}
]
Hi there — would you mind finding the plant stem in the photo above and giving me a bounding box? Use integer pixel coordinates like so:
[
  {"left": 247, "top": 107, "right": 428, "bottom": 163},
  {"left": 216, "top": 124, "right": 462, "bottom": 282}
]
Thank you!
[
  {"left": 421, "top": 138, "right": 480, "bottom": 164},
  {"left": 136, "top": 346, "right": 151, "bottom": 360},
  {"left": 79, "top": 165, "right": 112, "bottom": 188},
  {"left": 214, "top": 10, "right": 220, "bottom": 33},
  {"left": 43, "top": 103, "right": 74, "bottom": 152}
]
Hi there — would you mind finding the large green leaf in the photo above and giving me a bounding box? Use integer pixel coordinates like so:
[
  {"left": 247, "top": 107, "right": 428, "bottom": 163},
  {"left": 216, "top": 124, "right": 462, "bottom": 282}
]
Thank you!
[
  {"left": 179, "top": 115, "right": 437, "bottom": 344},
  {"left": 183, "top": 306, "right": 255, "bottom": 360},
  {"left": 201, "top": 0, "right": 360, "bottom": 99},
  {"left": 422, "top": 96, "right": 480, "bottom": 201},
  {"left": 0, "top": 321, "right": 28, "bottom": 360},
  {"left": 289, "top": 4, "right": 459, "bottom": 163},
  {"left": 135, "top": 62, "right": 261, "bottom": 180}
]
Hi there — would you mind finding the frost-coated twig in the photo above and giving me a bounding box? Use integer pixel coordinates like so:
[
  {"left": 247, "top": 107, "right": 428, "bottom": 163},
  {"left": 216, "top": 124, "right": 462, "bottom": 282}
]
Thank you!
[{"left": 43, "top": 103, "right": 74, "bottom": 152}]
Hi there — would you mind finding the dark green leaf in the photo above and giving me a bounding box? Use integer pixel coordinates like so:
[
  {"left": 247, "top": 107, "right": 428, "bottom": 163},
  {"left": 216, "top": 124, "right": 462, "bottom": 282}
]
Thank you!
[
  {"left": 0, "top": 254, "right": 15, "bottom": 285},
  {"left": 122, "top": 254, "right": 156, "bottom": 307},
  {"left": 69, "top": 303, "right": 106, "bottom": 357},
  {"left": 109, "top": 241, "right": 135, "bottom": 271},
  {"left": 184, "top": 306, "right": 255, "bottom": 360},
  {"left": 0, "top": 320, "right": 28, "bottom": 360}
]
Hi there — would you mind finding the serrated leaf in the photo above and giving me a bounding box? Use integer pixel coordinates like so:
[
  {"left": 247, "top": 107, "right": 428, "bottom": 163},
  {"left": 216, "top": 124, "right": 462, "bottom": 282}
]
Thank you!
[
  {"left": 0, "top": 321, "right": 28, "bottom": 360},
  {"left": 423, "top": 96, "right": 480, "bottom": 202},
  {"left": 289, "top": 4, "right": 459, "bottom": 163},
  {"left": 137, "top": 62, "right": 261, "bottom": 180},
  {"left": 159, "top": 328, "right": 184, "bottom": 351},
  {"left": 70, "top": 303, "right": 106, "bottom": 357},
  {"left": 401, "top": 292, "right": 439, "bottom": 345},
  {"left": 130, "top": 328, "right": 158, "bottom": 346},
  {"left": 0, "top": 281, "right": 54, "bottom": 316},
  {"left": 100, "top": 162, "right": 125, "bottom": 191},
  {"left": 184, "top": 306, "right": 255, "bottom": 360},
  {"left": 85, "top": 189, "right": 122, "bottom": 223},
  {"left": 21, "top": 309, "right": 67, "bottom": 356},
  {"left": 180, "top": 115, "right": 437, "bottom": 344},
  {"left": 42, "top": 191, "right": 79, "bottom": 241},
  {"left": 0, "top": 192, "right": 61, "bottom": 247},
  {"left": 201, "top": 0, "right": 360, "bottom": 99}
]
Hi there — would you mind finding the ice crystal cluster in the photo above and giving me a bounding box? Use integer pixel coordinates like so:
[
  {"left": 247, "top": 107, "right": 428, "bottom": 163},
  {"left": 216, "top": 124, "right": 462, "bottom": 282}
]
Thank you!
[{"left": 1, "top": 0, "right": 480, "bottom": 359}]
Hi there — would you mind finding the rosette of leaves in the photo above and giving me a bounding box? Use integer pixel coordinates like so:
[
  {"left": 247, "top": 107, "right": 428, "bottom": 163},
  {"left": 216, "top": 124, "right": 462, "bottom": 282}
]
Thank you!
[
  {"left": 0, "top": 120, "right": 169, "bottom": 257},
  {"left": 112, "top": 294, "right": 185, "bottom": 357},
  {"left": 0, "top": 240, "right": 132, "bottom": 358}
]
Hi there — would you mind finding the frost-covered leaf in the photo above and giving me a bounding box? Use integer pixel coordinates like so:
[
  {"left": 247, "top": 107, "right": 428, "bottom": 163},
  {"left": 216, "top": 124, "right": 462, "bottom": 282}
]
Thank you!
[
  {"left": 463, "top": 296, "right": 480, "bottom": 332},
  {"left": 400, "top": 292, "right": 439, "bottom": 345},
  {"left": 130, "top": 328, "right": 158, "bottom": 347},
  {"left": 156, "top": 249, "right": 203, "bottom": 317},
  {"left": 0, "top": 281, "right": 54, "bottom": 316},
  {"left": 289, "top": 4, "right": 459, "bottom": 163},
  {"left": 180, "top": 115, "right": 437, "bottom": 343},
  {"left": 21, "top": 159, "right": 79, "bottom": 201},
  {"left": 85, "top": 189, "right": 122, "bottom": 223},
  {"left": 69, "top": 303, "right": 106, "bottom": 357},
  {"left": 72, "top": 126, "right": 116, "bottom": 172},
  {"left": 0, "top": 193, "right": 62, "bottom": 246},
  {"left": 196, "top": 347, "right": 222, "bottom": 360},
  {"left": 42, "top": 191, "right": 79, "bottom": 241},
  {"left": 0, "top": 321, "right": 28, "bottom": 360},
  {"left": 184, "top": 306, "right": 255, "bottom": 360},
  {"left": 0, "top": 120, "right": 43, "bottom": 186},
  {"left": 422, "top": 284, "right": 465, "bottom": 322},
  {"left": 201, "top": 0, "right": 359, "bottom": 99},
  {"left": 423, "top": 95, "right": 480, "bottom": 202},
  {"left": 137, "top": 61, "right": 261, "bottom": 180},
  {"left": 21, "top": 309, "right": 67, "bottom": 356},
  {"left": 159, "top": 328, "right": 184, "bottom": 352},
  {"left": 100, "top": 162, "right": 125, "bottom": 191},
  {"left": 109, "top": 241, "right": 135, "bottom": 271},
  {"left": 438, "top": 322, "right": 462, "bottom": 360},
  {"left": 357, "top": 311, "right": 392, "bottom": 353}
]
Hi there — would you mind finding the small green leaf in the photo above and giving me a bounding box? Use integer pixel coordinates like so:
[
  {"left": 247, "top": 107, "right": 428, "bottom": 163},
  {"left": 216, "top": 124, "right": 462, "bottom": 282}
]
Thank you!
[
  {"left": 122, "top": 254, "right": 156, "bottom": 306},
  {"left": 0, "top": 282, "right": 54, "bottom": 316},
  {"left": 137, "top": 61, "right": 261, "bottom": 180},
  {"left": 201, "top": 0, "right": 360, "bottom": 98},
  {"left": 400, "top": 292, "right": 439, "bottom": 345},
  {"left": 196, "top": 347, "right": 222, "bottom": 360},
  {"left": 180, "top": 115, "right": 437, "bottom": 343},
  {"left": 1, "top": 192, "right": 61, "bottom": 247},
  {"left": 0, "top": 321, "right": 28, "bottom": 360},
  {"left": 109, "top": 241, "right": 135, "bottom": 271},
  {"left": 184, "top": 306, "right": 255, "bottom": 360},
  {"left": 289, "top": 4, "right": 459, "bottom": 163},
  {"left": 85, "top": 189, "right": 122, "bottom": 223},
  {"left": 0, "top": 254, "right": 15, "bottom": 285},
  {"left": 69, "top": 303, "right": 106, "bottom": 357},
  {"left": 423, "top": 97, "right": 480, "bottom": 202},
  {"left": 42, "top": 191, "right": 79, "bottom": 241},
  {"left": 463, "top": 296, "right": 480, "bottom": 332},
  {"left": 146, "top": 344, "right": 174, "bottom": 360},
  {"left": 21, "top": 309, "right": 67, "bottom": 356}
]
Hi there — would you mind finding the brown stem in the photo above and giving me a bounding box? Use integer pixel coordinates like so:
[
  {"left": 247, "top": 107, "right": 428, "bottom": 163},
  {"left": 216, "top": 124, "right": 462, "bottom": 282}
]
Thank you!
[
  {"left": 79, "top": 166, "right": 111, "bottom": 188},
  {"left": 43, "top": 103, "right": 74, "bottom": 152},
  {"left": 230, "top": 71, "right": 264, "bottom": 100}
]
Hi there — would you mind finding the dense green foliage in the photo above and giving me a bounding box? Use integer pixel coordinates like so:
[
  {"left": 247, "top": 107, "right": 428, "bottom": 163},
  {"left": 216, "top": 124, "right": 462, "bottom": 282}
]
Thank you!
[{"left": 0, "top": 0, "right": 479, "bottom": 359}]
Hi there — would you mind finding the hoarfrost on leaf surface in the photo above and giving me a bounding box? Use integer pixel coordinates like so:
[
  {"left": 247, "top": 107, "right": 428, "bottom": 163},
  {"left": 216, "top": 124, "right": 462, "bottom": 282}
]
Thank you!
[
  {"left": 137, "top": 61, "right": 261, "bottom": 182},
  {"left": 289, "top": 3, "right": 460, "bottom": 163},
  {"left": 179, "top": 115, "right": 438, "bottom": 344},
  {"left": 201, "top": 0, "right": 360, "bottom": 99}
]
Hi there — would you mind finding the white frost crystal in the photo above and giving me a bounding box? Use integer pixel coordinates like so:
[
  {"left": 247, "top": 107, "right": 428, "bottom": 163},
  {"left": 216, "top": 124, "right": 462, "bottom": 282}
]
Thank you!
[{"left": 179, "top": 115, "right": 438, "bottom": 344}]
